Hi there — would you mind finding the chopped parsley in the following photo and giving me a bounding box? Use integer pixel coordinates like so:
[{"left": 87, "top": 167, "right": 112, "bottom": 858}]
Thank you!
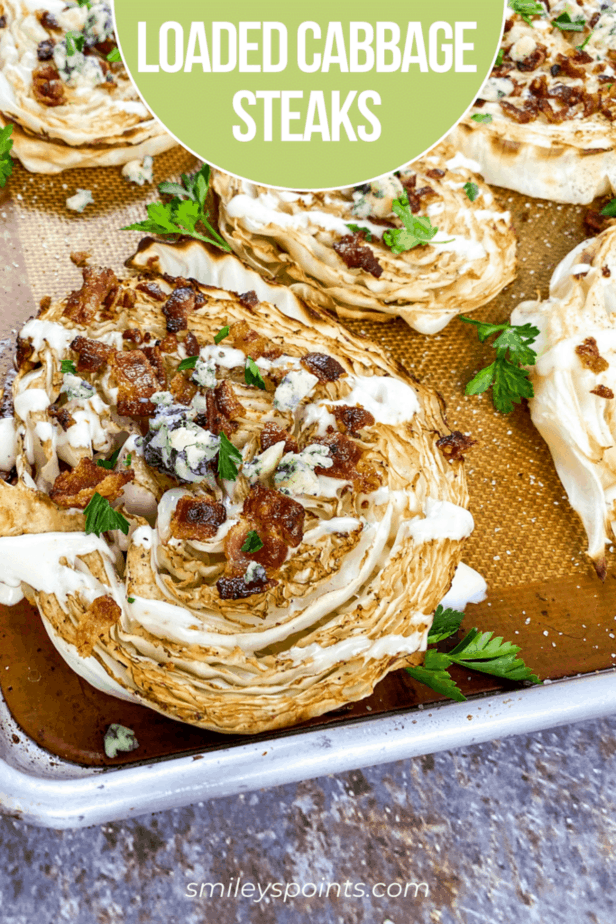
[
  {"left": 382, "top": 192, "right": 443, "bottom": 255},
  {"left": 242, "top": 530, "right": 264, "bottom": 553},
  {"left": 218, "top": 432, "right": 242, "bottom": 481},
  {"left": 601, "top": 198, "right": 616, "bottom": 217},
  {"left": 84, "top": 493, "right": 130, "bottom": 536},
  {"left": 471, "top": 113, "right": 493, "bottom": 124},
  {"left": 60, "top": 359, "right": 77, "bottom": 375},
  {"left": 96, "top": 448, "right": 120, "bottom": 471},
  {"left": 406, "top": 604, "right": 540, "bottom": 702},
  {"left": 461, "top": 316, "right": 539, "bottom": 414},
  {"left": 127, "top": 597, "right": 135, "bottom": 603},
  {"left": 552, "top": 11, "right": 585, "bottom": 31},
  {"left": 495, "top": 49, "right": 504, "bottom": 67},
  {"left": 346, "top": 223, "right": 373, "bottom": 241},
  {"left": 245, "top": 357, "right": 266, "bottom": 390},
  {"left": 508, "top": 0, "right": 545, "bottom": 25},
  {"left": 123, "top": 164, "right": 231, "bottom": 252},
  {"left": 124, "top": 453, "right": 132, "bottom": 467},
  {"left": 177, "top": 355, "right": 199, "bottom": 371},
  {"left": 65, "top": 31, "right": 86, "bottom": 55},
  {"left": 577, "top": 30, "right": 595, "bottom": 50},
  {"left": 463, "top": 182, "right": 480, "bottom": 202},
  {"left": 214, "top": 325, "right": 230, "bottom": 345},
  {"left": 106, "top": 47, "right": 121, "bottom": 63},
  {"left": 0, "top": 124, "right": 14, "bottom": 189}
]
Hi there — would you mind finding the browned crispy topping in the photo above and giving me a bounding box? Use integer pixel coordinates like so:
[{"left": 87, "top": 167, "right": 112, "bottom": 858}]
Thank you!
[
  {"left": 48, "top": 404, "right": 76, "bottom": 431},
  {"left": 243, "top": 484, "right": 305, "bottom": 549},
  {"left": 70, "top": 336, "right": 114, "bottom": 373},
  {"left": 70, "top": 251, "right": 91, "bottom": 268},
  {"left": 313, "top": 432, "right": 381, "bottom": 492},
  {"left": 401, "top": 174, "right": 438, "bottom": 213},
  {"left": 50, "top": 457, "right": 133, "bottom": 509},
  {"left": 260, "top": 422, "right": 298, "bottom": 454},
  {"left": 576, "top": 337, "right": 610, "bottom": 373},
  {"left": 157, "top": 333, "right": 178, "bottom": 353},
  {"left": 136, "top": 280, "right": 167, "bottom": 302},
  {"left": 170, "top": 495, "right": 227, "bottom": 540},
  {"left": 122, "top": 328, "right": 144, "bottom": 345},
  {"left": 585, "top": 209, "right": 611, "bottom": 236},
  {"left": 229, "top": 320, "right": 283, "bottom": 360},
  {"left": 426, "top": 168, "right": 446, "bottom": 180},
  {"left": 516, "top": 42, "right": 547, "bottom": 72},
  {"left": 184, "top": 331, "right": 200, "bottom": 357},
  {"left": 238, "top": 290, "right": 259, "bottom": 309},
  {"left": 169, "top": 372, "right": 197, "bottom": 406},
  {"left": 109, "top": 349, "right": 165, "bottom": 417},
  {"left": 32, "top": 64, "right": 65, "bottom": 106},
  {"left": 603, "top": 265, "right": 612, "bottom": 278},
  {"left": 300, "top": 352, "right": 346, "bottom": 382},
  {"left": 141, "top": 345, "right": 167, "bottom": 387},
  {"left": 436, "top": 431, "right": 477, "bottom": 462},
  {"left": 162, "top": 286, "right": 195, "bottom": 333},
  {"left": 591, "top": 385, "right": 614, "bottom": 399},
  {"left": 333, "top": 233, "right": 383, "bottom": 278},
  {"left": 74, "top": 595, "right": 121, "bottom": 657},
  {"left": 198, "top": 381, "right": 244, "bottom": 436},
  {"left": 37, "top": 10, "right": 61, "bottom": 30},
  {"left": 330, "top": 405, "right": 375, "bottom": 437},
  {"left": 15, "top": 338, "right": 33, "bottom": 370},
  {"left": 63, "top": 267, "right": 119, "bottom": 325},
  {"left": 217, "top": 573, "right": 279, "bottom": 600}
]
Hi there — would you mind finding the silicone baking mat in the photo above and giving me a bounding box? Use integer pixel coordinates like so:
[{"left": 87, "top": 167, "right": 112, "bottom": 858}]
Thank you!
[{"left": 1, "top": 147, "right": 614, "bottom": 767}]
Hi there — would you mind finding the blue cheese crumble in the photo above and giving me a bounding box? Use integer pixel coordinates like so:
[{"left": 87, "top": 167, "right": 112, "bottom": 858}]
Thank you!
[
  {"left": 191, "top": 355, "right": 217, "bottom": 389},
  {"left": 143, "top": 403, "right": 219, "bottom": 484},
  {"left": 274, "top": 444, "right": 333, "bottom": 496},
  {"left": 273, "top": 369, "right": 319, "bottom": 412},
  {"left": 61, "top": 373, "right": 95, "bottom": 401},
  {"left": 122, "top": 156, "right": 154, "bottom": 186},
  {"left": 83, "top": 1, "right": 114, "bottom": 47},
  {"left": 244, "top": 562, "right": 266, "bottom": 584},
  {"left": 65, "top": 188, "right": 94, "bottom": 212}
]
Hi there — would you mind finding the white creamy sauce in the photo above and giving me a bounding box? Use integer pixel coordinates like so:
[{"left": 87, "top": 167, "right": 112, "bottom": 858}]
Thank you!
[
  {"left": 19, "top": 318, "right": 80, "bottom": 355},
  {"left": 439, "top": 563, "right": 487, "bottom": 610},
  {"left": 14, "top": 388, "right": 50, "bottom": 419},
  {"left": 302, "top": 402, "right": 337, "bottom": 436},
  {"left": 199, "top": 343, "right": 246, "bottom": 369},
  {"left": 431, "top": 233, "right": 486, "bottom": 262},
  {"left": 226, "top": 191, "right": 352, "bottom": 237},
  {"left": 535, "top": 329, "right": 616, "bottom": 377},
  {"left": 302, "top": 517, "right": 362, "bottom": 544},
  {"left": 0, "top": 417, "right": 17, "bottom": 470},
  {"left": 329, "top": 374, "right": 419, "bottom": 425},
  {"left": 288, "top": 632, "right": 424, "bottom": 670},
  {"left": 408, "top": 497, "right": 474, "bottom": 544},
  {"left": 445, "top": 152, "right": 482, "bottom": 173}
]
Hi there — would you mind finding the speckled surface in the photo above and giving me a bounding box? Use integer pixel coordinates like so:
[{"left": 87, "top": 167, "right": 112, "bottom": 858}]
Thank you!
[{"left": 0, "top": 716, "right": 614, "bottom": 924}]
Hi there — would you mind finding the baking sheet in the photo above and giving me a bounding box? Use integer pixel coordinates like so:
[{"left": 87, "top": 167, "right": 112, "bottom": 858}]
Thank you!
[{"left": 1, "top": 148, "right": 615, "bottom": 824}]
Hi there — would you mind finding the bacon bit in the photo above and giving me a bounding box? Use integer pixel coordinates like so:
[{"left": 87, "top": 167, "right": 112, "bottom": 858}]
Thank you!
[
  {"left": 585, "top": 209, "right": 611, "bottom": 236},
  {"left": 39, "top": 295, "right": 52, "bottom": 313},
  {"left": 333, "top": 233, "right": 383, "bottom": 278},
  {"left": 70, "top": 336, "right": 114, "bottom": 373},
  {"left": 301, "top": 352, "right": 346, "bottom": 382},
  {"left": 516, "top": 43, "right": 547, "bottom": 72},
  {"left": 603, "top": 266, "right": 612, "bottom": 278},
  {"left": 500, "top": 100, "right": 535, "bottom": 123},
  {"left": 63, "top": 267, "right": 119, "bottom": 325},
  {"left": 122, "top": 328, "right": 144, "bottom": 345},
  {"left": 15, "top": 338, "right": 33, "bottom": 370},
  {"left": 330, "top": 405, "right": 375, "bottom": 437},
  {"left": 224, "top": 523, "right": 288, "bottom": 575},
  {"left": 37, "top": 10, "right": 61, "bottom": 30},
  {"left": 184, "top": 331, "right": 200, "bottom": 357},
  {"left": 162, "top": 286, "right": 195, "bottom": 333},
  {"left": 556, "top": 53, "right": 585, "bottom": 80},
  {"left": 109, "top": 349, "right": 164, "bottom": 417},
  {"left": 260, "top": 422, "right": 298, "bottom": 454},
  {"left": 426, "top": 168, "right": 446, "bottom": 179},
  {"left": 313, "top": 432, "right": 381, "bottom": 492},
  {"left": 238, "top": 290, "right": 259, "bottom": 309},
  {"left": 32, "top": 64, "right": 65, "bottom": 106},
  {"left": 120, "top": 288, "right": 136, "bottom": 311},
  {"left": 136, "top": 280, "right": 167, "bottom": 302},
  {"left": 158, "top": 334, "right": 178, "bottom": 354},
  {"left": 201, "top": 381, "right": 243, "bottom": 436},
  {"left": 50, "top": 457, "right": 134, "bottom": 509},
  {"left": 169, "top": 372, "right": 197, "bottom": 406},
  {"left": 589, "top": 11, "right": 601, "bottom": 29},
  {"left": 576, "top": 338, "right": 610, "bottom": 373},
  {"left": 217, "top": 573, "right": 279, "bottom": 601},
  {"left": 48, "top": 404, "right": 76, "bottom": 431},
  {"left": 492, "top": 63, "right": 515, "bottom": 78},
  {"left": 436, "top": 431, "right": 477, "bottom": 462},
  {"left": 70, "top": 251, "right": 91, "bottom": 267},
  {"left": 229, "top": 319, "right": 283, "bottom": 360},
  {"left": 160, "top": 274, "right": 207, "bottom": 308},
  {"left": 243, "top": 484, "right": 305, "bottom": 548},
  {"left": 141, "top": 345, "right": 167, "bottom": 388},
  {"left": 591, "top": 385, "right": 614, "bottom": 399},
  {"left": 74, "top": 595, "right": 121, "bottom": 657},
  {"left": 170, "top": 495, "right": 227, "bottom": 540}
]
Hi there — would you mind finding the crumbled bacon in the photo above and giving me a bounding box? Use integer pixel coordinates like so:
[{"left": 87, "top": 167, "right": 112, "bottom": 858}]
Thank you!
[
  {"left": 70, "top": 251, "right": 91, "bottom": 268},
  {"left": 591, "top": 385, "right": 614, "bottom": 399},
  {"left": 122, "top": 328, "right": 144, "bottom": 345},
  {"left": 75, "top": 595, "right": 121, "bottom": 657},
  {"left": 333, "top": 233, "right": 383, "bottom": 278},
  {"left": 516, "top": 43, "right": 547, "bottom": 72},
  {"left": 170, "top": 495, "right": 227, "bottom": 540},
  {"left": 243, "top": 484, "right": 305, "bottom": 548},
  {"left": 224, "top": 522, "right": 288, "bottom": 574},
  {"left": 585, "top": 209, "right": 611, "bottom": 236},
  {"left": 136, "top": 280, "right": 167, "bottom": 302},
  {"left": 109, "top": 349, "right": 165, "bottom": 417},
  {"left": 141, "top": 345, "right": 167, "bottom": 388},
  {"left": 576, "top": 337, "right": 610, "bottom": 373},
  {"left": 70, "top": 336, "right": 114, "bottom": 373},
  {"left": 15, "top": 338, "right": 33, "bottom": 370},
  {"left": 158, "top": 334, "right": 178, "bottom": 354},
  {"left": 63, "top": 267, "right": 119, "bottom": 325},
  {"left": 556, "top": 53, "right": 585, "bottom": 80},
  {"left": 300, "top": 352, "right": 345, "bottom": 382},
  {"left": 37, "top": 10, "right": 61, "bottom": 30},
  {"left": 436, "top": 431, "right": 477, "bottom": 462},
  {"left": 32, "top": 64, "right": 65, "bottom": 106},
  {"left": 313, "top": 433, "right": 381, "bottom": 492},
  {"left": 229, "top": 320, "right": 283, "bottom": 360},
  {"left": 169, "top": 372, "right": 197, "bottom": 406},
  {"left": 400, "top": 175, "right": 438, "bottom": 213},
  {"left": 492, "top": 63, "right": 515, "bottom": 78},
  {"left": 330, "top": 405, "right": 375, "bottom": 436},
  {"left": 603, "top": 266, "right": 612, "bottom": 278},
  {"left": 49, "top": 457, "right": 133, "bottom": 509},
  {"left": 217, "top": 574, "right": 278, "bottom": 600},
  {"left": 260, "top": 422, "right": 298, "bottom": 454},
  {"left": 500, "top": 100, "right": 535, "bottom": 123},
  {"left": 162, "top": 286, "right": 195, "bottom": 333},
  {"left": 48, "top": 404, "right": 76, "bottom": 431},
  {"left": 184, "top": 331, "right": 200, "bottom": 357},
  {"left": 426, "top": 168, "right": 446, "bottom": 180},
  {"left": 238, "top": 290, "right": 259, "bottom": 309},
  {"left": 198, "top": 381, "right": 243, "bottom": 436}
]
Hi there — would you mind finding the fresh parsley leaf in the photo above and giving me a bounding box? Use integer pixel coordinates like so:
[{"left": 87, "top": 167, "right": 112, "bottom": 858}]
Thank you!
[
  {"left": 577, "top": 30, "right": 594, "bottom": 50},
  {"left": 495, "top": 49, "right": 504, "bottom": 66},
  {"left": 124, "top": 453, "right": 132, "bottom": 467},
  {"left": 245, "top": 357, "right": 266, "bottom": 390},
  {"left": 242, "top": 530, "right": 264, "bottom": 553},
  {"left": 127, "top": 596, "right": 135, "bottom": 603},
  {"left": 446, "top": 628, "right": 541, "bottom": 683},
  {"left": 123, "top": 163, "right": 231, "bottom": 252},
  {"left": 464, "top": 182, "right": 479, "bottom": 202},
  {"left": 60, "top": 359, "right": 77, "bottom": 375},
  {"left": 66, "top": 31, "right": 85, "bottom": 55},
  {"left": 177, "top": 355, "right": 199, "bottom": 371},
  {"left": 96, "top": 448, "right": 120, "bottom": 471},
  {"left": 346, "top": 223, "right": 373, "bottom": 241},
  {"left": 84, "top": 493, "right": 130, "bottom": 536},
  {"left": 509, "top": 0, "right": 545, "bottom": 25},
  {"left": 76, "top": 0, "right": 91, "bottom": 6},
  {"left": 552, "top": 11, "right": 585, "bottom": 31},
  {"left": 214, "top": 325, "right": 230, "bottom": 345},
  {"left": 428, "top": 605, "right": 465, "bottom": 644},
  {"left": 406, "top": 663, "right": 467, "bottom": 702},
  {"left": 471, "top": 113, "right": 493, "bottom": 124},
  {"left": 0, "top": 123, "right": 14, "bottom": 189},
  {"left": 382, "top": 192, "right": 445, "bottom": 255},
  {"left": 106, "top": 47, "right": 121, "bottom": 63},
  {"left": 461, "top": 316, "right": 539, "bottom": 413},
  {"left": 601, "top": 198, "right": 616, "bottom": 217},
  {"left": 218, "top": 432, "right": 242, "bottom": 481}
]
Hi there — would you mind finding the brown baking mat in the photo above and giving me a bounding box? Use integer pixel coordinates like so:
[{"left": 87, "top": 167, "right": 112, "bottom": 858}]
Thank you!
[{"left": 0, "top": 152, "right": 613, "bottom": 767}]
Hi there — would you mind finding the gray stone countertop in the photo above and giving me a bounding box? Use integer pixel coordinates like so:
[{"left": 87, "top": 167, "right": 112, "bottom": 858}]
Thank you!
[{"left": 0, "top": 716, "right": 614, "bottom": 924}]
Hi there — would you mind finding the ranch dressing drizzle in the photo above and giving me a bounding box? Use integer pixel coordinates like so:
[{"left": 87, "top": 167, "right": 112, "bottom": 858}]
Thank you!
[{"left": 329, "top": 374, "right": 420, "bottom": 424}]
